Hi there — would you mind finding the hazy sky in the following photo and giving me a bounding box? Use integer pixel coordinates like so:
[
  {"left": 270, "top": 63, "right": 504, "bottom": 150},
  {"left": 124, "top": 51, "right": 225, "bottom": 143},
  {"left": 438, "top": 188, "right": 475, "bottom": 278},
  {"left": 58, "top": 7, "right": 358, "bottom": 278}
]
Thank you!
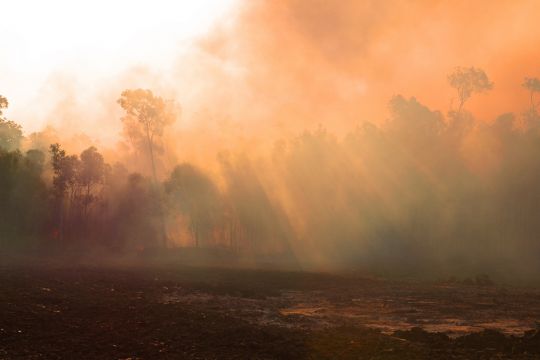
[
  {"left": 1, "top": 0, "right": 540, "bottom": 142},
  {"left": 0, "top": 0, "right": 237, "bottom": 132}
]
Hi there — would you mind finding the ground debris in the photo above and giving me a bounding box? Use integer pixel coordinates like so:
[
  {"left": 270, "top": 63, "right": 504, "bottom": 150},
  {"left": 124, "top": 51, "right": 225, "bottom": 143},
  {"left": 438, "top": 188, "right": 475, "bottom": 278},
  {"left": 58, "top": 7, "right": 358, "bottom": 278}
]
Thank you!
[{"left": 1, "top": 265, "right": 540, "bottom": 359}]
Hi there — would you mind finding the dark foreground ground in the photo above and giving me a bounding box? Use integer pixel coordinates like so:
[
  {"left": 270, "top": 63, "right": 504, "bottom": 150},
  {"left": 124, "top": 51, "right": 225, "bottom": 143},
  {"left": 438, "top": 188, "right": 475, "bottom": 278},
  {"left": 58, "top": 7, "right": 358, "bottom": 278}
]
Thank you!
[{"left": 2, "top": 262, "right": 540, "bottom": 359}]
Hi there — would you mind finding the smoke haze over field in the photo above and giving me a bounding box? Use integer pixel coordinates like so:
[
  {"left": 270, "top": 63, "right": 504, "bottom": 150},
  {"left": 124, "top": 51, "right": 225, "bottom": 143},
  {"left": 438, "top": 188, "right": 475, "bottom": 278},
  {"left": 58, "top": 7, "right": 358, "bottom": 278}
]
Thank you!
[{"left": 2, "top": 0, "right": 540, "bottom": 279}]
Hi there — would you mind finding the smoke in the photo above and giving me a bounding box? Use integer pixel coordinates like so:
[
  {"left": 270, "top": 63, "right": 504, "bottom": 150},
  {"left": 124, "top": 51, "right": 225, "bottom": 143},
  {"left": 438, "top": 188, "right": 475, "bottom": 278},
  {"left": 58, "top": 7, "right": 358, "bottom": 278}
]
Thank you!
[
  {"left": 10, "top": 0, "right": 540, "bottom": 158},
  {"left": 185, "top": 0, "right": 540, "bottom": 133},
  {"left": 2, "top": 0, "right": 540, "bottom": 279}
]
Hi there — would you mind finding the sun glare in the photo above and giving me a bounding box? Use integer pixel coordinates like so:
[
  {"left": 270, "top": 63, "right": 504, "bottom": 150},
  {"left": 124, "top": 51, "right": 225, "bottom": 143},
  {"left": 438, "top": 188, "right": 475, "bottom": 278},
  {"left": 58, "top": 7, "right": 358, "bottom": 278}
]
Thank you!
[{"left": 0, "top": 0, "right": 238, "bottom": 128}]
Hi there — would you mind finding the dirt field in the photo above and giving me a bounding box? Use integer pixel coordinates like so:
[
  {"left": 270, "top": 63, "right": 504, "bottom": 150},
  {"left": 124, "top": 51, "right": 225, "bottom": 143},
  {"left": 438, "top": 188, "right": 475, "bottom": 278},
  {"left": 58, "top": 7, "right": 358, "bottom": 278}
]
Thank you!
[{"left": 2, "top": 262, "right": 540, "bottom": 359}]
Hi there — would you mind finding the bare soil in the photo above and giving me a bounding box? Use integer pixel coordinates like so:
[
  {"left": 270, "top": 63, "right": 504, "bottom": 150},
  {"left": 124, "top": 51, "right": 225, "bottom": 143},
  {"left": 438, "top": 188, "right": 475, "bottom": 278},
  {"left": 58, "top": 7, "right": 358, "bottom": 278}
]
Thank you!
[{"left": 2, "top": 262, "right": 540, "bottom": 359}]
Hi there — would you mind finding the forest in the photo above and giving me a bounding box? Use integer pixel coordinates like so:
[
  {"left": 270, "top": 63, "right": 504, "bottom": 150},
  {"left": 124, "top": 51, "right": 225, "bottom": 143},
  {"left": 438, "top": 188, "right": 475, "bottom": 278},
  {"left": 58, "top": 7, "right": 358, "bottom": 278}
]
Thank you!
[{"left": 2, "top": 68, "right": 540, "bottom": 279}]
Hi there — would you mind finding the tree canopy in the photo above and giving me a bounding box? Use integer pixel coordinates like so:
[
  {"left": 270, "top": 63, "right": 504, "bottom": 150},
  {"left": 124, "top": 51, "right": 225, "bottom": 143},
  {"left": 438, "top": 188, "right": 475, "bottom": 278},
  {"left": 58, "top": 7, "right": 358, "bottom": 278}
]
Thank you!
[
  {"left": 0, "top": 95, "right": 23, "bottom": 151},
  {"left": 448, "top": 67, "right": 493, "bottom": 111}
]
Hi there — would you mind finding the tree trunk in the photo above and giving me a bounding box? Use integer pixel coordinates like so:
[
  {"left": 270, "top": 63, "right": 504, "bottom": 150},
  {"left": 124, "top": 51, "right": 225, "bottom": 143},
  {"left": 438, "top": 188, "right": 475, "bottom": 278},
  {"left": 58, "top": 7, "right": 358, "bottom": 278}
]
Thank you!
[
  {"left": 145, "top": 125, "right": 167, "bottom": 248},
  {"left": 145, "top": 126, "right": 158, "bottom": 183}
]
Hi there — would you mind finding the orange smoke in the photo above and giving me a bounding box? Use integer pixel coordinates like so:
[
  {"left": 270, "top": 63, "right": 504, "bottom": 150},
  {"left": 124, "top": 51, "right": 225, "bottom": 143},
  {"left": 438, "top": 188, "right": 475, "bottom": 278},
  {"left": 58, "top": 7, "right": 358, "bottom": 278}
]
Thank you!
[{"left": 192, "top": 0, "right": 540, "bottom": 133}]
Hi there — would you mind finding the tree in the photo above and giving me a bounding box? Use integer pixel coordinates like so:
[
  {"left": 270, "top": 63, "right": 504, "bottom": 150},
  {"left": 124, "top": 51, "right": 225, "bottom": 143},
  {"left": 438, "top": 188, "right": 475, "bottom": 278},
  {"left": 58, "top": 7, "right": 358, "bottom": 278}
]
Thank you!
[
  {"left": 0, "top": 96, "right": 23, "bottom": 151},
  {"left": 0, "top": 95, "right": 7, "bottom": 117},
  {"left": 26, "top": 149, "right": 46, "bottom": 173},
  {"left": 50, "top": 144, "right": 79, "bottom": 198},
  {"left": 0, "top": 148, "right": 48, "bottom": 249},
  {"left": 79, "top": 146, "right": 106, "bottom": 217},
  {"left": 165, "top": 164, "right": 222, "bottom": 247},
  {"left": 112, "top": 173, "right": 163, "bottom": 250},
  {"left": 448, "top": 67, "right": 493, "bottom": 112},
  {"left": 117, "top": 89, "right": 175, "bottom": 182},
  {"left": 522, "top": 77, "right": 540, "bottom": 112},
  {"left": 118, "top": 89, "right": 176, "bottom": 247},
  {"left": 49, "top": 143, "right": 80, "bottom": 242},
  {"left": 388, "top": 95, "right": 445, "bottom": 140}
]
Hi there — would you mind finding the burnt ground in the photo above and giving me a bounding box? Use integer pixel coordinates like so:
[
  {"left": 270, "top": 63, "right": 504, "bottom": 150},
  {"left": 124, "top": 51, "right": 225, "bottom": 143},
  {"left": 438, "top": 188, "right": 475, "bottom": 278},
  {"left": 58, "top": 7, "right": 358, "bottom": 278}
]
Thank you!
[{"left": 2, "top": 262, "right": 540, "bottom": 359}]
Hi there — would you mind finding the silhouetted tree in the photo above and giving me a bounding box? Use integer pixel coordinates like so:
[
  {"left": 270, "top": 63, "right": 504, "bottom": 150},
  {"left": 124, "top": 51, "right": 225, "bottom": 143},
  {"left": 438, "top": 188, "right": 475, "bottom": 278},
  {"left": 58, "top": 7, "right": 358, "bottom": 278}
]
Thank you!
[
  {"left": 112, "top": 173, "right": 163, "bottom": 250},
  {"left": 49, "top": 143, "right": 80, "bottom": 242},
  {"left": 522, "top": 77, "right": 540, "bottom": 129},
  {"left": 118, "top": 89, "right": 176, "bottom": 247},
  {"left": 165, "top": 164, "right": 222, "bottom": 247},
  {"left": 117, "top": 89, "right": 176, "bottom": 181},
  {"left": 0, "top": 148, "right": 48, "bottom": 249},
  {"left": 0, "top": 96, "right": 23, "bottom": 151},
  {"left": 0, "top": 95, "right": 8, "bottom": 117},
  {"left": 388, "top": 95, "right": 445, "bottom": 141},
  {"left": 523, "top": 77, "right": 540, "bottom": 112},
  {"left": 79, "top": 146, "right": 106, "bottom": 218},
  {"left": 448, "top": 67, "right": 493, "bottom": 112}
]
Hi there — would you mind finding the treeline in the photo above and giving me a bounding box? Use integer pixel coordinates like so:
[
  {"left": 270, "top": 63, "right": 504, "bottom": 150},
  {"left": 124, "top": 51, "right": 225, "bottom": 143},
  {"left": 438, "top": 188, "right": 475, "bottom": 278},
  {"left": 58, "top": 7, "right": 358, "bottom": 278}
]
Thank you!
[{"left": 2, "top": 68, "right": 540, "bottom": 277}]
